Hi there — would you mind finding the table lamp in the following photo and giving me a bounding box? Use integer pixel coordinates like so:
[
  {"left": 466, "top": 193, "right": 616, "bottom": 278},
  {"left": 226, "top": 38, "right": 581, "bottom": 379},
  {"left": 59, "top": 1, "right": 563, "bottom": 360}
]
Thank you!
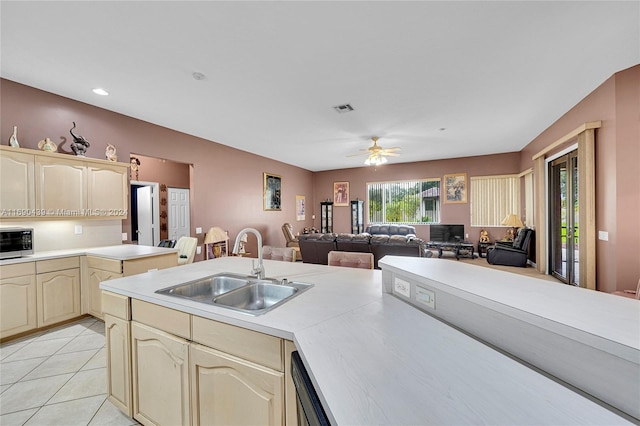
[{"left": 501, "top": 214, "right": 524, "bottom": 241}]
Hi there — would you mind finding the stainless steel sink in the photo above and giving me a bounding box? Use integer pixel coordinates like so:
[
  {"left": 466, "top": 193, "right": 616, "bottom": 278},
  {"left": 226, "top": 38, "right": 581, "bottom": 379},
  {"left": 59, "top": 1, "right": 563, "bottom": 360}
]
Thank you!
[
  {"left": 155, "top": 273, "right": 251, "bottom": 302},
  {"left": 155, "top": 273, "right": 313, "bottom": 315}
]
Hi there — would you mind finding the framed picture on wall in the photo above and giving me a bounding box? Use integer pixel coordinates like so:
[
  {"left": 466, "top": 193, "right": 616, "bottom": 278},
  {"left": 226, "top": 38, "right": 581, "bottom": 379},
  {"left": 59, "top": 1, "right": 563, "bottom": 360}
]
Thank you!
[
  {"left": 296, "top": 195, "right": 305, "bottom": 221},
  {"left": 443, "top": 173, "right": 467, "bottom": 204},
  {"left": 264, "top": 172, "right": 282, "bottom": 210},
  {"left": 333, "top": 181, "right": 349, "bottom": 206}
]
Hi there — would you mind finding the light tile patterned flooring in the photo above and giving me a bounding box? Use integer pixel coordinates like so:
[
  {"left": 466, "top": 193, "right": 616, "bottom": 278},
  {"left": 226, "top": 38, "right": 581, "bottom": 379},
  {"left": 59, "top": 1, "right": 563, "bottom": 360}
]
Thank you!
[{"left": 0, "top": 317, "right": 138, "bottom": 426}]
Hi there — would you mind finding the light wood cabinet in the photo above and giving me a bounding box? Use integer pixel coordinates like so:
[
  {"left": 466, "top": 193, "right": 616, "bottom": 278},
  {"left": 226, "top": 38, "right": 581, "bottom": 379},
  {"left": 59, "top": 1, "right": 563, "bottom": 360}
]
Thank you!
[
  {"left": 131, "top": 321, "right": 191, "bottom": 426},
  {"left": 0, "top": 145, "right": 128, "bottom": 219},
  {"left": 190, "top": 343, "right": 284, "bottom": 426},
  {"left": 87, "top": 254, "right": 177, "bottom": 320},
  {"left": 36, "top": 268, "right": 81, "bottom": 327},
  {"left": 36, "top": 156, "right": 87, "bottom": 215},
  {"left": 87, "top": 163, "right": 128, "bottom": 218},
  {"left": 105, "top": 313, "right": 132, "bottom": 417},
  {"left": 0, "top": 148, "right": 35, "bottom": 216},
  {"left": 0, "top": 263, "right": 37, "bottom": 339}
]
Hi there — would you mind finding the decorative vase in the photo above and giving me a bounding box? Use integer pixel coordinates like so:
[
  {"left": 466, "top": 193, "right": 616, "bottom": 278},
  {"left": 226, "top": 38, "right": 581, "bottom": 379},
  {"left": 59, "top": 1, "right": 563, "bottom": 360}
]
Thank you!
[{"left": 8, "top": 126, "right": 19, "bottom": 147}]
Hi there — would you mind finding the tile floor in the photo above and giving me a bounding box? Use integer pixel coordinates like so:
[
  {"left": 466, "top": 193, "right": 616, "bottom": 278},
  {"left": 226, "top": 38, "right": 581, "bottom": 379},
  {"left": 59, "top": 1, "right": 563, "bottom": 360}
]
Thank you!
[{"left": 0, "top": 317, "right": 138, "bottom": 426}]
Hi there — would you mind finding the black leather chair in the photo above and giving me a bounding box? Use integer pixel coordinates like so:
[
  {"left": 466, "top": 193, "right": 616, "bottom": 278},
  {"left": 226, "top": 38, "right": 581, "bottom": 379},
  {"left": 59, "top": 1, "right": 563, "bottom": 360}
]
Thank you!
[
  {"left": 486, "top": 228, "right": 533, "bottom": 267},
  {"left": 158, "top": 239, "right": 176, "bottom": 248}
]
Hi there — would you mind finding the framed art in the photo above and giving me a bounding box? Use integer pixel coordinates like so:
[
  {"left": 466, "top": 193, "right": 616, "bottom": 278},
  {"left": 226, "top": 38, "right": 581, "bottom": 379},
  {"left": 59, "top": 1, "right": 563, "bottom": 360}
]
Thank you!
[
  {"left": 333, "top": 181, "right": 349, "bottom": 206},
  {"left": 263, "top": 172, "right": 282, "bottom": 211},
  {"left": 443, "top": 173, "right": 467, "bottom": 204},
  {"left": 296, "top": 195, "right": 305, "bottom": 221}
]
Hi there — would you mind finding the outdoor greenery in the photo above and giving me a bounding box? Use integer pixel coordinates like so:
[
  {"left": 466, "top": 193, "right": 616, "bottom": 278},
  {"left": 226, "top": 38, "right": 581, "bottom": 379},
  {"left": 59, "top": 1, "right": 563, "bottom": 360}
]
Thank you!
[{"left": 368, "top": 180, "right": 439, "bottom": 224}]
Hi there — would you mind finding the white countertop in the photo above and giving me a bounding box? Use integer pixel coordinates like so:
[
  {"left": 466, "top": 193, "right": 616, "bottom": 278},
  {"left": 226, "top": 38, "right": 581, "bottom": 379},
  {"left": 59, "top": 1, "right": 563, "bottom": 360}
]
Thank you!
[
  {"left": 0, "top": 245, "right": 177, "bottom": 265},
  {"left": 100, "top": 257, "right": 632, "bottom": 425}
]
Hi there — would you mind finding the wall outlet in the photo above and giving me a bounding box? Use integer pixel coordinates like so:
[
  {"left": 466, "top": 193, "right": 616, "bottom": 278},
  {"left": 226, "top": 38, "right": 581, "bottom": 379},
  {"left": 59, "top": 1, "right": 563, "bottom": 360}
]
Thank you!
[
  {"left": 465, "top": 233, "right": 469, "bottom": 239},
  {"left": 394, "top": 278, "right": 411, "bottom": 298},
  {"left": 196, "top": 246, "right": 202, "bottom": 255},
  {"left": 598, "top": 231, "right": 609, "bottom": 241},
  {"left": 122, "top": 232, "right": 128, "bottom": 241},
  {"left": 416, "top": 285, "right": 435, "bottom": 309},
  {"left": 196, "top": 227, "right": 202, "bottom": 234},
  {"left": 74, "top": 225, "right": 83, "bottom": 235}
]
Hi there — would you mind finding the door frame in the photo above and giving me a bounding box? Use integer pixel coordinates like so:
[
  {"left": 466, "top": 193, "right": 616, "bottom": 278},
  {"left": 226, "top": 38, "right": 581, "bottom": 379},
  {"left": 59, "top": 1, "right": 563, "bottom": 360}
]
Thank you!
[
  {"left": 131, "top": 180, "right": 160, "bottom": 246},
  {"left": 546, "top": 144, "right": 579, "bottom": 284}
]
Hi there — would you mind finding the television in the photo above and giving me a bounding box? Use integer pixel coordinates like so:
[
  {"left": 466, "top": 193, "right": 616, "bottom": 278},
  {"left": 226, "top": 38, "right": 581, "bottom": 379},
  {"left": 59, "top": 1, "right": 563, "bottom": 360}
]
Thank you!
[{"left": 430, "top": 224, "right": 465, "bottom": 243}]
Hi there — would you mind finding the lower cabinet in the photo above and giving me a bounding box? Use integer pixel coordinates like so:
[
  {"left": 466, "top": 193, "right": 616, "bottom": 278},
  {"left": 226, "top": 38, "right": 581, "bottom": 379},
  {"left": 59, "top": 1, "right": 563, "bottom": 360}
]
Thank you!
[
  {"left": 0, "top": 263, "right": 37, "bottom": 339},
  {"left": 36, "top": 267, "right": 81, "bottom": 327},
  {"left": 131, "top": 321, "right": 191, "bottom": 426},
  {"left": 88, "top": 267, "right": 123, "bottom": 319},
  {"left": 190, "top": 343, "right": 284, "bottom": 426},
  {"left": 105, "top": 314, "right": 132, "bottom": 417}
]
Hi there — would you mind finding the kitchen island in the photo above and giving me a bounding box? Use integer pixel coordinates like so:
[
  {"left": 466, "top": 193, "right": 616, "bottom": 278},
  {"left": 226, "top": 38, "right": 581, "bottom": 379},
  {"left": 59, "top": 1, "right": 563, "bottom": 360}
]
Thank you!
[{"left": 100, "top": 256, "right": 636, "bottom": 425}]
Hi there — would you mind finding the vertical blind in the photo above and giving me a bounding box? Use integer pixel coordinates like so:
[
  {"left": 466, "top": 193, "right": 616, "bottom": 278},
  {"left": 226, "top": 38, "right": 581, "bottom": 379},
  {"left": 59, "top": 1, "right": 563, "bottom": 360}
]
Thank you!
[
  {"left": 367, "top": 179, "right": 440, "bottom": 224},
  {"left": 523, "top": 171, "right": 534, "bottom": 227},
  {"left": 470, "top": 175, "right": 520, "bottom": 226}
]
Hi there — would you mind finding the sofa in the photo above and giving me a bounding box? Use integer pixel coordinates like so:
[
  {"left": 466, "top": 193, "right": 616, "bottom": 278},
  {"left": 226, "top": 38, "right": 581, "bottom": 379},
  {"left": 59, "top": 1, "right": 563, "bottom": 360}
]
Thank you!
[
  {"left": 298, "top": 231, "right": 430, "bottom": 269},
  {"left": 365, "top": 224, "right": 417, "bottom": 237}
]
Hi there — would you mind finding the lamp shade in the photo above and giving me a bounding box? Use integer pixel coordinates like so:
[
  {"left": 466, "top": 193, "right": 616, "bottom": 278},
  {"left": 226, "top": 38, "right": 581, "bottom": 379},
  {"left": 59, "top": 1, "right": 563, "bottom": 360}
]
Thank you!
[{"left": 501, "top": 214, "right": 524, "bottom": 228}]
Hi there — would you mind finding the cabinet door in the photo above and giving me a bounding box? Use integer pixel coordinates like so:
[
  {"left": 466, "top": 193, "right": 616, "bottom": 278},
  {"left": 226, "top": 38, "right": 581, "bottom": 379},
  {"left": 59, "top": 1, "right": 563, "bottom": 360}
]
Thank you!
[
  {"left": 131, "top": 322, "right": 190, "bottom": 426},
  {"left": 0, "top": 274, "right": 37, "bottom": 338},
  {"left": 36, "top": 156, "right": 87, "bottom": 215},
  {"left": 36, "top": 268, "right": 81, "bottom": 327},
  {"left": 105, "top": 314, "right": 132, "bottom": 417},
  {"left": 87, "top": 164, "right": 128, "bottom": 218},
  {"left": 190, "top": 343, "right": 284, "bottom": 426},
  {"left": 88, "top": 267, "right": 123, "bottom": 319},
  {"left": 0, "top": 149, "right": 35, "bottom": 215}
]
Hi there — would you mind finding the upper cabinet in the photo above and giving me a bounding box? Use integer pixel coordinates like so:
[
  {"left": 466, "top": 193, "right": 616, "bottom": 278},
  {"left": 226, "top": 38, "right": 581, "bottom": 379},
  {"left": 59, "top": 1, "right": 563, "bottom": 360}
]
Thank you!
[
  {"left": 36, "top": 156, "right": 87, "bottom": 214},
  {"left": 1, "top": 146, "right": 128, "bottom": 219},
  {"left": 0, "top": 149, "right": 35, "bottom": 212}
]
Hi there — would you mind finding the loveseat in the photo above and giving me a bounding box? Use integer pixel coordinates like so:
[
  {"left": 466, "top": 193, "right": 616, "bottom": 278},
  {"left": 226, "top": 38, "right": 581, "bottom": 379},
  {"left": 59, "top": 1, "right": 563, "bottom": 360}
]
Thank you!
[{"left": 298, "top": 231, "right": 430, "bottom": 269}]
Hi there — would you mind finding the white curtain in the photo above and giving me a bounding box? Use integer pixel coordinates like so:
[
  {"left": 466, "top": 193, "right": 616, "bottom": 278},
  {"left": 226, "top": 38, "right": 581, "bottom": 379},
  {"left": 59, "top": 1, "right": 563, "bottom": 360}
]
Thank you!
[{"left": 470, "top": 175, "right": 520, "bottom": 226}]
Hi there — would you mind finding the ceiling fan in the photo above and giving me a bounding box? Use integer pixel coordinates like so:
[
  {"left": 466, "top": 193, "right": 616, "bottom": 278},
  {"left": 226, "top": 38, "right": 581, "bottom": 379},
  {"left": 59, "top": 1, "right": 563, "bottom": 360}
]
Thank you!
[{"left": 348, "top": 137, "right": 401, "bottom": 165}]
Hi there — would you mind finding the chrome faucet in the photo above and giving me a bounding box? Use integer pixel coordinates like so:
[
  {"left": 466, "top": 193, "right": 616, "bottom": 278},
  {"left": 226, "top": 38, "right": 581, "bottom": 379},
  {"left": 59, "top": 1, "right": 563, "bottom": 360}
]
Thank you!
[{"left": 233, "top": 228, "right": 264, "bottom": 279}]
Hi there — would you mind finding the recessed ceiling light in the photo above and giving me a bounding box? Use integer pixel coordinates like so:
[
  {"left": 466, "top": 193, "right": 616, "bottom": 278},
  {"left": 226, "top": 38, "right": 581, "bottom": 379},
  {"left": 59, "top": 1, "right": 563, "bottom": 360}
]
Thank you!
[{"left": 92, "top": 88, "right": 109, "bottom": 96}]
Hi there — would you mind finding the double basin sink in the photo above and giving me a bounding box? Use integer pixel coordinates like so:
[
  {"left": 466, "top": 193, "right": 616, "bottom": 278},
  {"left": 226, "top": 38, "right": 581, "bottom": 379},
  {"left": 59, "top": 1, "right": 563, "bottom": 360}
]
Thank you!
[{"left": 155, "top": 272, "right": 314, "bottom": 315}]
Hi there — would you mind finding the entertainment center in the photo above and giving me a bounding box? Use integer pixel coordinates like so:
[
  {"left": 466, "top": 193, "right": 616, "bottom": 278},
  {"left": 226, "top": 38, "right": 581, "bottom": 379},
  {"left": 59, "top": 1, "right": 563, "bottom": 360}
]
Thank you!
[{"left": 427, "top": 224, "right": 476, "bottom": 260}]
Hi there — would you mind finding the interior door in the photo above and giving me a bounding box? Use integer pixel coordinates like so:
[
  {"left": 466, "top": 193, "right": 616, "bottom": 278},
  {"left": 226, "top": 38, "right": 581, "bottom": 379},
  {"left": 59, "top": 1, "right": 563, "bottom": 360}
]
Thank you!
[
  {"left": 136, "top": 186, "right": 154, "bottom": 246},
  {"left": 168, "top": 188, "right": 190, "bottom": 240},
  {"left": 549, "top": 151, "right": 579, "bottom": 285}
]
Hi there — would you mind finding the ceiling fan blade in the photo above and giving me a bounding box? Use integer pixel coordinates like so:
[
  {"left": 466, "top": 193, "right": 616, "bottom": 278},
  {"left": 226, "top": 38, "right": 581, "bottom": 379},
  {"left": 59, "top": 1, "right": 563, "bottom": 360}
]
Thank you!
[
  {"left": 346, "top": 152, "right": 370, "bottom": 157},
  {"left": 381, "top": 152, "right": 401, "bottom": 157}
]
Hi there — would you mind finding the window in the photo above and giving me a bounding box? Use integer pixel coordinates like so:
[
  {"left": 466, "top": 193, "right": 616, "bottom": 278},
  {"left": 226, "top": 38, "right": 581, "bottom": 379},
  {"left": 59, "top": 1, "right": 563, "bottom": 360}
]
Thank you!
[
  {"left": 470, "top": 175, "right": 520, "bottom": 226},
  {"left": 367, "top": 179, "right": 440, "bottom": 224}
]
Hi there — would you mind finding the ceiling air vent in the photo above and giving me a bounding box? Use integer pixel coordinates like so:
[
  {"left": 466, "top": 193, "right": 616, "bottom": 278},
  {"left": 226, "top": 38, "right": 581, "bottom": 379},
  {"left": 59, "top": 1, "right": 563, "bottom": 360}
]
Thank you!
[{"left": 333, "top": 103, "right": 354, "bottom": 113}]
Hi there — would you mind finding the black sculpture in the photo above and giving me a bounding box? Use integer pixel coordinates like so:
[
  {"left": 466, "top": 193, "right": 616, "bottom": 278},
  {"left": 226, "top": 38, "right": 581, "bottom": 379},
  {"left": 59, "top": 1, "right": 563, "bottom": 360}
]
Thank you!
[{"left": 69, "top": 122, "right": 90, "bottom": 156}]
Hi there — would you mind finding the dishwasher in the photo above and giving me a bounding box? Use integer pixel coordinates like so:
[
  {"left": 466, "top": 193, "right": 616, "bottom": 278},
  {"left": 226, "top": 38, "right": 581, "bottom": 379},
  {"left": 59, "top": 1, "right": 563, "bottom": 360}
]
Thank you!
[{"left": 291, "top": 351, "right": 331, "bottom": 426}]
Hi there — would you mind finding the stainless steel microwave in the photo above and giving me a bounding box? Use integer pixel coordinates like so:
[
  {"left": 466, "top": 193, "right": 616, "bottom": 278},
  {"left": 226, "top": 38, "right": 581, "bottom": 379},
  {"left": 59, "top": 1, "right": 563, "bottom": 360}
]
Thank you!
[{"left": 0, "top": 227, "right": 34, "bottom": 259}]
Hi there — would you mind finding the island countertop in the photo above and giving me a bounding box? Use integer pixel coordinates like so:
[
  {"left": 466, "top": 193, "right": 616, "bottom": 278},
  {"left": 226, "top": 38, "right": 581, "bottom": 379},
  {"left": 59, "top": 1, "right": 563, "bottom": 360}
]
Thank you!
[{"left": 100, "top": 256, "right": 633, "bottom": 425}]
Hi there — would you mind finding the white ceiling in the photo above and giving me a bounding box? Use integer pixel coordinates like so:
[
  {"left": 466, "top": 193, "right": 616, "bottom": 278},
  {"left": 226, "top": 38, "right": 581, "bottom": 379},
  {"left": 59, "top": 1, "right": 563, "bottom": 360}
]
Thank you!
[{"left": 1, "top": 1, "right": 638, "bottom": 172}]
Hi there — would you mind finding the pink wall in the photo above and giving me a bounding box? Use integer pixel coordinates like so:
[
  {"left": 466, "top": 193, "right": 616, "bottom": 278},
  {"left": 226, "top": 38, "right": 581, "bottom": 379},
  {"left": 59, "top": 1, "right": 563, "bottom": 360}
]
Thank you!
[
  {"left": 2, "top": 65, "right": 638, "bottom": 292},
  {"left": 0, "top": 79, "right": 315, "bottom": 261},
  {"left": 313, "top": 152, "right": 521, "bottom": 244},
  {"left": 519, "top": 65, "right": 640, "bottom": 292}
]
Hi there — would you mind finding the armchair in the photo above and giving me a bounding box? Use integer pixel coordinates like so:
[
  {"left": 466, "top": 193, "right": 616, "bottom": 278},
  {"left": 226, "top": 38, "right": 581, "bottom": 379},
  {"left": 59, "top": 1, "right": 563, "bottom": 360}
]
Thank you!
[
  {"left": 486, "top": 228, "right": 533, "bottom": 267},
  {"left": 282, "top": 223, "right": 299, "bottom": 248}
]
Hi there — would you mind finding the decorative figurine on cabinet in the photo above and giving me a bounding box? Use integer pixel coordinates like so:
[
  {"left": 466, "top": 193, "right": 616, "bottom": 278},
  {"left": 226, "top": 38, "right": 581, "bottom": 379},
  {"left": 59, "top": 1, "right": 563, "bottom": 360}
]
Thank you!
[
  {"left": 105, "top": 144, "right": 117, "bottom": 161},
  {"left": 8, "top": 126, "right": 19, "bottom": 147},
  {"left": 69, "top": 122, "right": 90, "bottom": 156},
  {"left": 37, "top": 137, "right": 58, "bottom": 152},
  {"left": 479, "top": 228, "right": 490, "bottom": 243}
]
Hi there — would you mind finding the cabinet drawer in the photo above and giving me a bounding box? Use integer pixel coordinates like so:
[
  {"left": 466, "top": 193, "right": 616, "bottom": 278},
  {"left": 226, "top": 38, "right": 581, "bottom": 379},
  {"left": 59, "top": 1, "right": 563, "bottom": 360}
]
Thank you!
[
  {"left": 102, "top": 291, "right": 131, "bottom": 320},
  {"left": 131, "top": 299, "right": 190, "bottom": 340},
  {"left": 0, "top": 262, "right": 35, "bottom": 279},
  {"left": 87, "top": 256, "right": 123, "bottom": 274},
  {"left": 36, "top": 256, "right": 80, "bottom": 274},
  {"left": 192, "top": 316, "right": 283, "bottom": 371},
  {"left": 122, "top": 253, "right": 178, "bottom": 276}
]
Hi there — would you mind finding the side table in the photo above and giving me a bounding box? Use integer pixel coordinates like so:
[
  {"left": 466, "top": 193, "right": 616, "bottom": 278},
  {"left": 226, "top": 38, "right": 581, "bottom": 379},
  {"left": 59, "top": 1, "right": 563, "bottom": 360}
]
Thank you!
[{"left": 477, "top": 241, "right": 492, "bottom": 258}]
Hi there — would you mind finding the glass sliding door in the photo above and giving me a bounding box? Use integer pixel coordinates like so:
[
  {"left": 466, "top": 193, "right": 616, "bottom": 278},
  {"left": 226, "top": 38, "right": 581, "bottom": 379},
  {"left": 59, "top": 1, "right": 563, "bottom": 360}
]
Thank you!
[{"left": 549, "top": 151, "right": 579, "bottom": 285}]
